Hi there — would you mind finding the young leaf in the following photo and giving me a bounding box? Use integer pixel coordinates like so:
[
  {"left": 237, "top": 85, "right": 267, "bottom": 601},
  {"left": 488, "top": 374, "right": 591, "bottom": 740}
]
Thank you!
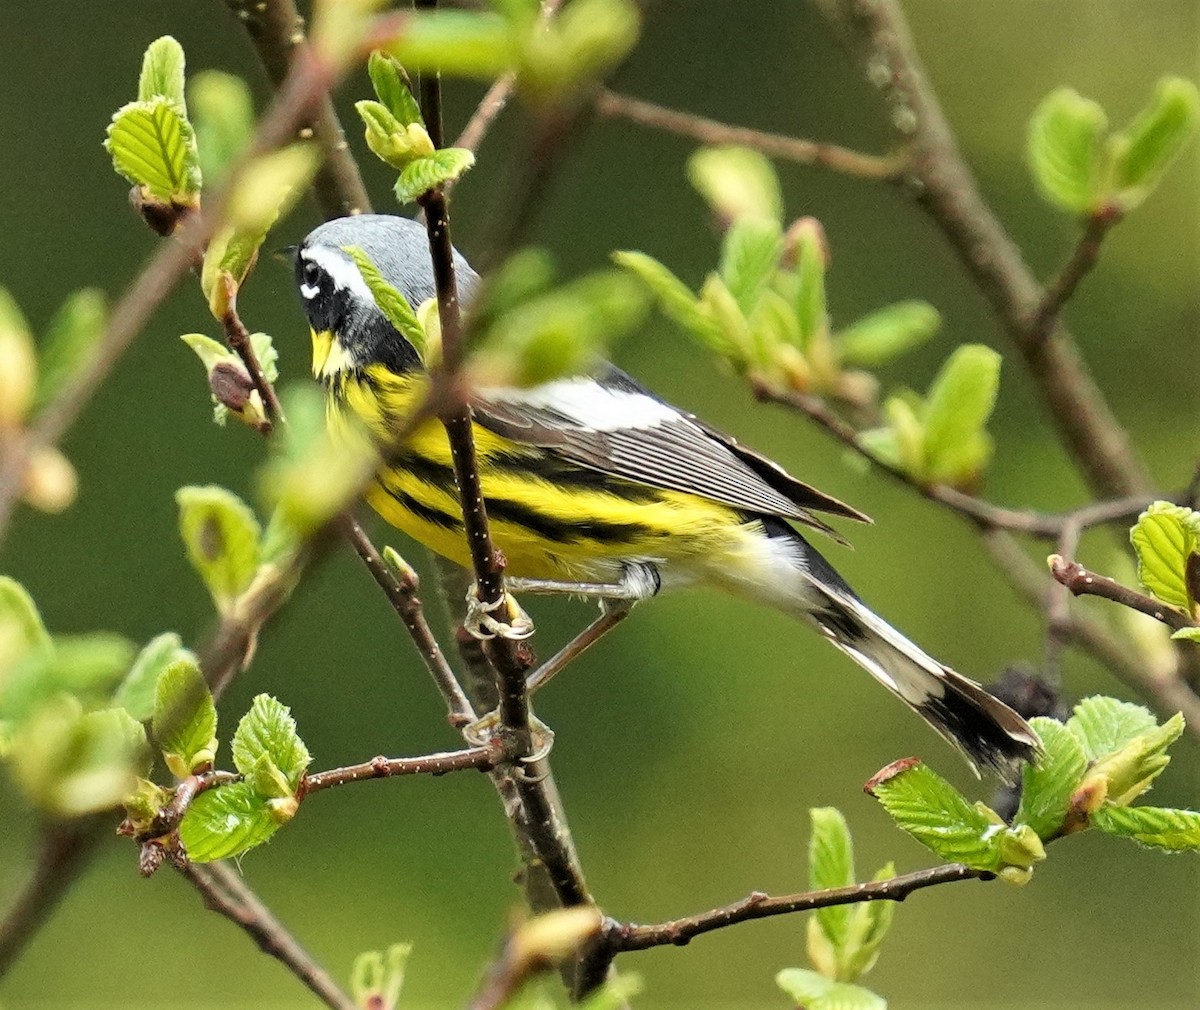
[
  {"left": 792, "top": 218, "right": 829, "bottom": 352},
  {"left": 809, "top": 808, "right": 855, "bottom": 949},
  {"left": 612, "top": 251, "right": 728, "bottom": 352},
  {"left": 837, "top": 862, "right": 897, "bottom": 982},
  {"left": 836, "top": 301, "right": 940, "bottom": 368},
  {"left": 394, "top": 148, "right": 476, "bottom": 203},
  {"left": 1065, "top": 695, "right": 1159, "bottom": 762},
  {"left": 44, "top": 634, "right": 137, "bottom": 699},
  {"left": 179, "top": 781, "right": 281, "bottom": 861},
  {"left": 386, "top": 10, "right": 516, "bottom": 79},
  {"left": 1129, "top": 501, "right": 1199, "bottom": 614},
  {"left": 776, "top": 968, "right": 886, "bottom": 1010},
  {"left": 1091, "top": 804, "right": 1200, "bottom": 852},
  {"left": 1027, "top": 87, "right": 1108, "bottom": 213},
  {"left": 33, "top": 289, "right": 107, "bottom": 412},
  {"left": 1086, "top": 712, "right": 1184, "bottom": 807},
  {"left": 176, "top": 485, "right": 262, "bottom": 613},
  {"left": 368, "top": 50, "right": 423, "bottom": 126},
  {"left": 138, "top": 36, "right": 187, "bottom": 107},
  {"left": 1014, "top": 717, "right": 1088, "bottom": 840},
  {"left": 113, "top": 632, "right": 196, "bottom": 723},
  {"left": 527, "top": 0, "right": 639, "bottom": 97},
  {"left": 576, "top": 973, "right": 643, "bottom": 1010},
  {"left": 920, "top": 344, "right": 1000, "bottom": 486},
  {"left": 231, "top": 693, "right": 311, "bottom": 791},
  {"left": 880, "top": 396, "right": 926, "bottom": 479},
  {"left": 719, "top": 217, "right": 783, "bottom": 314},
  {"left": 0, "top": 575, "right": 51, "bottom": 672},
  {"left": 152, "top": 658, "right": 218, "bottom": 778},
  {"left": 865, "top": 759, "right": 1045, "bottom": 875},
  {"left": 357, "top": 100, "right": 435, "bottom": 170},
  {"left": 105, "top": 98, "right": 202, "bottom": 204},
  {"left": 0, "top": 288, "right": 37, "bottom": 427},
  {"left": 1173, "top": 627, "right": 1200, "bottom": 643},
  {"left": 189, "top": 70, "right": 255, "bottom": 185},
  {"left": 345, "top": 246, "right": 426, "bottom": 354},
  {"left": 1110, "top": 77, "right": 1200, "bottom": 209},
  {"left": 687, "top": 145, "right": 782, "bottom": 224}
]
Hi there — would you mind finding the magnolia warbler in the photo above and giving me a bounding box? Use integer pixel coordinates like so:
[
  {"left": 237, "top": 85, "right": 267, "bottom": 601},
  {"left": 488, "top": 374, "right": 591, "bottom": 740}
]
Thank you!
[{"left": 292, "top": 214, "right": 1040, "bottom": 780}]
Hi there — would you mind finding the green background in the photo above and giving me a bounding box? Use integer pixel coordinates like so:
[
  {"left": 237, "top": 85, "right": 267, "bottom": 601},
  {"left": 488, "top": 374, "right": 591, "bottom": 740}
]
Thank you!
[{"left": 1, "top": 1, "right": 1198, "bottom": 1007}]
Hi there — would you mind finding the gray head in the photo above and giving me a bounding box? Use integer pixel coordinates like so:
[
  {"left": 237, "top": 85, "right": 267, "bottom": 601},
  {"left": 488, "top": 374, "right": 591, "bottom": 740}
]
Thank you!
[{"left": 293, "top": 214, "right": 479, "bottom": 377}]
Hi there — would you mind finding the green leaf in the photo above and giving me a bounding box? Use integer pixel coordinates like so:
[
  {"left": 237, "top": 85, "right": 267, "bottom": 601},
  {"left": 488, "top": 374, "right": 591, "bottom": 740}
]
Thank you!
[
  {"left": 1015, "top": 717, "right": 1088, "bottom": 840},
  {"left": 113, "top": 633, "right": 196, "bottom": 723},
  {"left": 232, "top": 693, "right": 310, "bottom": 791},
  {"left": 880, "top": 396, "right": 926, "bottom": 478},
  {"left": 1066, "top": 695, "right": 1159, "bottom": 762},
  {"left": 9, "top": 699, "right": 149, "bottom": 817},
  {"left": 394, "top": 148, "right": 476, "bottom": 203},
  {"left": 700, "top": 273, "right": 754, "bottom": 365},
  {"left": 368, "top": 50, "right": 423, "bottom": 126},
  {"left": 352, "top": 943, "right": 414, "bottom": 1010},
  {"left": 251, "top": 332, "right": 279, "bottom": 385},
  {"left": 920, "top": 344, "right": 1000, "bottom": 486},
  {"left": 179, "top": 781, "right": 281, "bottom": 861},
  {"left": 719, "top": 217, "right": 783, "bottom": 314},
  {"left": 176, "top": 485, "right": 262, "bottom": 613},
  {"left": 0, "top": 287, "right": 38, "bottom": 427},
  {"left": 809, "top": 808, "right": 855, "bottom": 947},
  {"left": 1172, "top": 627, "right": 1200, "bottom": 643},
  {"left": 1110, "top": 77, "right": 1200, "bottom": 209},
  {"left": 1085, "top": 711, "right": 1184, "bottom": 807},
  {"left": 836, "top": 301, "right": 940, "bottom": 368},
  {"left": 612, "top": 251, "right": 729, "bottom": 354},
  {"left": 43, "top": 634, "right": 136, "bottom": 700},
  {"left": 189, "top": 70, "right": 255, "bottom": 185},
  {"left": 1091, "top": 804, "right": 1200, "bottom": 852},
  {"left": 1027, "top": 87, "right": 1108, "bottom": 213},
  {"left": 345, "top": 246, "right": 427, "bottom": 355},
  {"left": 776, "top": 969, "right": 887, "bottom": 1010},
  {"left": 793, "top": 219, "right": 829, "bottom": 352},
  {"left": 837, "top": 863, "right": 896, "bottom": 982},
  {"left": 1129, "top": 501, "right": 1200, "bottom": 613},
  {"left": 577, "top": 973, "right": 643, "bottom": 1010},
  {"left": 0, "top": 576, "right": 51, "bottom": 675},
  {"left": 687, "top": 145, "right": 782, "bottom": 224},
  {"left": 865, "top": 759, "right": 1045, "bottom": 875},
  {"left": 523, "top": 0, "right": 639, "bottom": 97},
  {"left": 105, "top": 97, "right": 202, "bottom": 204},
  {"left": 33, "top": 289, "right": 108, "bottom": 413},
  {"left": 138, "top": 36, "right": 187, "bottom": 107},
  {"left": 388, "top": 10, "right": 517, "bottom": 79},
  {"left": 152, "top": 658, "right": 218, "bottom": 778}
]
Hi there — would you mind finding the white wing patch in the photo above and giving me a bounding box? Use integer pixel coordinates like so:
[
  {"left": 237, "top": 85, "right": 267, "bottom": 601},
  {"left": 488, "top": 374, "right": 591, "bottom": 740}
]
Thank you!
[{"left": 486, "top": 378, "right": 680, "bottom": 432}]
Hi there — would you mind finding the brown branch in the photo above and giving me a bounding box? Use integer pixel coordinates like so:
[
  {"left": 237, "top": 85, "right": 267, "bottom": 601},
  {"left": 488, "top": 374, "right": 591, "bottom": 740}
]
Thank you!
[
  {"left": 576, "top": 864, "right": 985, "bottom": 992},
  {"left": 300, "top": 743, "right": 501, "bottom": 795},
  {"left": 1027, "top": 207, "right": 1123, "bottom": 346},
  {"left": 227, "top": 0, "right": 372, "bottom": 217},
  {"left": 811, "top": 0, "right": 1152, "bottom": 500},
  {"left": 221, "top": 281, "right": 286, "bottom": 427},
  {"left": 133, "top": 771, "right": 241, "bottom": 843},
  {"left": 596, "top": 89, "right": 907, "bottom": 181},
  {"left": 181, "top": 862, "right": 356, "bottom": 1010},
  {"left": 1049, "top": 555, "right": 1199, "bottom": 633}
]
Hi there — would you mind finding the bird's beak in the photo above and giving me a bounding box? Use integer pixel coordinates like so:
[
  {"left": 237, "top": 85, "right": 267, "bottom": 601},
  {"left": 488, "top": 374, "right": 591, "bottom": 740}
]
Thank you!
[{"left": 272, "top": 244, "right": 299, "bottom": 265}]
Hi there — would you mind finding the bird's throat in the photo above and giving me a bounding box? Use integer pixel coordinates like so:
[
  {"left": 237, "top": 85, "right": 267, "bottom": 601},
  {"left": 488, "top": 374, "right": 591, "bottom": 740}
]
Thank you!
[{"left": 310, "top": 328, "right": 355, "bottom": 380}]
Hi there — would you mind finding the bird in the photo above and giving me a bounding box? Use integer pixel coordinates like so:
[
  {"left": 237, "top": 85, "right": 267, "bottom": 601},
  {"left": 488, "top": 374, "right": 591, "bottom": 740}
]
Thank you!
[{"left": 291, "top": 213, "right": 1041, "bottom": 781}]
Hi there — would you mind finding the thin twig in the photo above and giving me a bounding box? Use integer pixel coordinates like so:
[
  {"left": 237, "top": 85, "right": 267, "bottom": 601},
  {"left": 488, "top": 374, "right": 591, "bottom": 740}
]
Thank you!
[
  {"left": 1026, "top": 207, "right": 1123, "bottom": 346},
  {"left": 1049, "top": 555, "right": 1199, "bottom": 633},
  {"left": 811, "top": 0, "right": 1152, "bottom": 500},
  {"left": 300, "top": 743, "right": 501, "bottom": 794},
  {"left": 181, "top": 862, "right": 356, "bottom": 1010},
  {"left": 221, "top": 280, "right": 286, "bottom": 426},
  {"left": 596, "top": 89, "right": 907, "bottom": 181}
]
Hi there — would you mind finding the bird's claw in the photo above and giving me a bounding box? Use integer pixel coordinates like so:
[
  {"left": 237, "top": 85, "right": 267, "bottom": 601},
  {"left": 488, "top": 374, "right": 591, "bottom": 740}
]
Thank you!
[
  {"left": 463, "top": 587, "right": 535, "bottom": 641},
  {"left": 463, "top": 712, "right": 555, "bottom": 769}
]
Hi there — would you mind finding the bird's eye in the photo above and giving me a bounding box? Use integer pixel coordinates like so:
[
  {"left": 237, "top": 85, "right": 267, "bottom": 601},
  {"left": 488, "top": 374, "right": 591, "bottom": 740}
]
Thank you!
[{"left": 303, "top": 260, "right": 321, "bottom": 287}]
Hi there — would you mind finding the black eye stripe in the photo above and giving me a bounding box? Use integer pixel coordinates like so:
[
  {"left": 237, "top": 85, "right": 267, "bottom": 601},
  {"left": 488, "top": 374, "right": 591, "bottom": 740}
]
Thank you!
[{"left": 303, "top": 260, "right": 321, "bottom": 284}]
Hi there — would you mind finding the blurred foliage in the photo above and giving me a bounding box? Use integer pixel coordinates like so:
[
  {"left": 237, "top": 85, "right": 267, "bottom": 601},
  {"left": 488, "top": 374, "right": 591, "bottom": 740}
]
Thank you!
[{"left": 1, "top": 3, "right": 1198, "bottom": 1010}]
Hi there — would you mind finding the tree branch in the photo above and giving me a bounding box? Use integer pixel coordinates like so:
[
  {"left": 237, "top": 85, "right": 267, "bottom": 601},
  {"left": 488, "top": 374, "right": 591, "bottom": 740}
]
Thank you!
[
  {"left": 181, "top": 862, "right": 356, "bottom": 1010},
  {"left": 300, "top": 743, "right": 502, "bottom": 795},
  {"left": 596, "top": 89, "right": 907, "bottom": 181},
  {"left": 1049, "top": 555, "right": 1199, "bottom": 633},
  {"left": 811, "top": 0, "right": 1152, "bottom": 500}
]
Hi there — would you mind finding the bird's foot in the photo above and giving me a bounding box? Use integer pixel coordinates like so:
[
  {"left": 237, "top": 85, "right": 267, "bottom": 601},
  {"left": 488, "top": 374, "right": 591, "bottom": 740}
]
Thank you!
[
  {"left": 463, "top": 587, "right": 535, "bottom": 641},
  {"left": 464, "top": 711, "right": 555, "bottom": 772}
]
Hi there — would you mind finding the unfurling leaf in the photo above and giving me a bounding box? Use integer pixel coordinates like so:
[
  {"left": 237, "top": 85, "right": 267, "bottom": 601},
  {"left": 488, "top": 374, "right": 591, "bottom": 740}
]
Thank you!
[
  {"left": 176, "top": 485, "right": 262, "bottom": 613},
  {"left": 1065, "top": 695, "right": 1160, "bottom": 762},
  {"left": 345, "top": 247, "right": 427, "bottom": 355},
  {"left": 612, "top": 251, "right": 728, "bottom": 354},
  {"left": 1027, "top": 87, "right": 1107, "bottom": 213},
  {"left": 836, "top": 301, "right": 940, "bottom": 368},
  {"left": 367, "top": 50, "right": 423, "bottom": 127},
  {"left": 0, "top": 575, "right": 51, "bottom": 673},
  {"left": 1129, "top": 501, "right": 1200, "bottom": 615},
  {"left": 179, "top": 781, "right": 280, "bottom": 861},
  {"left": 356, "top": 100, "right": 435, "bottom": 170},
  {"left": 232, "top": 693, "right": 311, "bottom": 792},
  {"left": 385, "top": 10, "right": 516, "bottom": 80},
  {"left": 138, "top": 36, "right": 187, "bottom": 107},
  {"left": 1014, "top": 717, "right": 1088, "bottom": 840},
  {"left": 0, "top": 288, "right": 37, "bottom": 427},
  {"left": 394, "top": 148, "right": 475, "bottom": 203},
  {"left": 114, "top": 632, "right": 196, "bottom": 722},
  {"left": 351, "top": 943, "right": 414, "bottom": 1010},
  {"left": 865, "top": 758, "right": 1045, "bottom": 878},
  {"left": 1110, "top": 77, "right": 1200, "bottom": 209},
  {"left": 920, "top": 344, "right": 1000, "bottom": 486},
  {"left": 808, "top": 807, "right": 855, "bottom": 950},
  {"left": 1084, "top": 711, "right": 1184, "bottom": 807},
  {"left": 152, "top": 658, "right": 217, "bottom": 777},
  {"left": 524, "top": 0, "right": 639, "bottom": 98},
  {"left": 105, "top": 98, "right": 202, "bottom": 205},
  {"left": 776, "top": 968, "right": 887, "bottom": 1010},
  {"left": 34, "top": 289, "right": 108, "bottom": 412},
  {"left": 1091, "top": 804, "right": 1200, "bottom": 852},
  {"left": 189, "top": 70, "right": 255, "bottom": 184},
  {"left": 719, "top": 217, "right": 784, "bottom": 314},
  {"left": 687, "top": 145, "right": 783, "bottom": 224}
]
